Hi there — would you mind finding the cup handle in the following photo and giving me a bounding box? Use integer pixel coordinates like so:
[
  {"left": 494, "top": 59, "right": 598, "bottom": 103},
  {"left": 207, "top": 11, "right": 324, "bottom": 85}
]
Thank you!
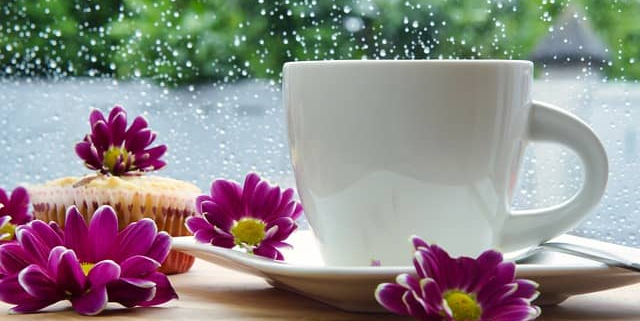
[{"left": 498, "top": 101, "right": 609, "bottom": 252}]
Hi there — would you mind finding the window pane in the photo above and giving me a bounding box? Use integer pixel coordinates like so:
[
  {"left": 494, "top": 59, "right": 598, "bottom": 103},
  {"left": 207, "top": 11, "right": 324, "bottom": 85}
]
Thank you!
[{"left": 1, "top": 0, "right": 638, "bottom": 245}]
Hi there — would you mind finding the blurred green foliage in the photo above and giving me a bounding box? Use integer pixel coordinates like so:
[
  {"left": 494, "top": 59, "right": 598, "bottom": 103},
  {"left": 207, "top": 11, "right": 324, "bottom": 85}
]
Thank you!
[{"left": 0, "top": 0, "right": 638, "bottom": 85}]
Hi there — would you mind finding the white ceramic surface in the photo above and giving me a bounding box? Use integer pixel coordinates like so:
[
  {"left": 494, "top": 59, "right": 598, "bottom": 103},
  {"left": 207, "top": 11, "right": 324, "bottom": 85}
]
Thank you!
[
  {"left": 172, "top": 231, "right": 640, "bottom": 313},
  {"left": 284, "top": 60, "right": 608, "bottom": 266}
]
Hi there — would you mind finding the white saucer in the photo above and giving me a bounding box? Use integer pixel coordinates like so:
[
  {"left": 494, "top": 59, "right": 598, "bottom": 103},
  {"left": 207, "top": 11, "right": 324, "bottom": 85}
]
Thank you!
[{"left": 171, "top": 231, "right": 640, "bottom": 312}]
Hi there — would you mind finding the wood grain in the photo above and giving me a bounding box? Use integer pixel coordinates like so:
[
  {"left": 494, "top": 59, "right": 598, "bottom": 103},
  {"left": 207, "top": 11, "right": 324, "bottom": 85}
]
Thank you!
[{"left": 1, "top": 259, "right": 639, "bottom": 321}]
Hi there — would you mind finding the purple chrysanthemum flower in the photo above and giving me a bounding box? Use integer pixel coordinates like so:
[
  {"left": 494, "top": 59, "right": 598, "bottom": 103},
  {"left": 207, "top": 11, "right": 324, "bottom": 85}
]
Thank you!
[
  {"left": 185, "top": 172, "right": 303, "bottom": 260},
  {"left": 0, "top": 205, "right": 177, "bottom": 315},
  {"left": 0, "top": 187, "right": 31, "bottom": 242},
  {"left": 75, "top": 105, "right": 167, "bottom": 176},
  {"left": 375, "top": 236, "right": 541, "bottom": 321}
]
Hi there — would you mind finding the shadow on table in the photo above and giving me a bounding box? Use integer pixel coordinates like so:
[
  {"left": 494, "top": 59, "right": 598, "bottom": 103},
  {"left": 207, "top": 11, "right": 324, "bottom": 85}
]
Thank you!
[
  {"left": 179, "top": 283, "right": 411, "bottom": 320},
  {"left": 540, "top": 298, "right": 640, "bottom": 321}
]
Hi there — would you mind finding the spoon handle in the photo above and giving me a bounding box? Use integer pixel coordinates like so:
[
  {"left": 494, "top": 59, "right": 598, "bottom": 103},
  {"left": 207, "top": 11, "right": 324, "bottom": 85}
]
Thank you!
[{"left": 540, "top": 242, "right": 640, "bottom": 272}]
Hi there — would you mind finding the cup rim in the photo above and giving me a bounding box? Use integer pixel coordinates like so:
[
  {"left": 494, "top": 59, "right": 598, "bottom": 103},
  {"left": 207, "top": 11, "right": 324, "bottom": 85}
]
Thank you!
[{"left": 284, "top": 59, "right": 533, "bottom": 68}]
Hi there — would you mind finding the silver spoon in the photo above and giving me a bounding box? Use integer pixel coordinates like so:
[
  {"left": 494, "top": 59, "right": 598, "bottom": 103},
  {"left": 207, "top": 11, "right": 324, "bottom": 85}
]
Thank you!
[{"left": 539, "top": 242, "right": 640, "bottom": 272}]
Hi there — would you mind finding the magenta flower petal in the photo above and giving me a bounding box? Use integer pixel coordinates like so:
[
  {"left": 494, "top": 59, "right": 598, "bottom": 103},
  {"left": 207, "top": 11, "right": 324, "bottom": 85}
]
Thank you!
[
  {"left": 413, "top": 249, "right": 436, "bottom": 280},
  {"left": 201, "top": 202, "right": 233, "bottom": 229},
  {"left": 55, "top": 249, "right": 86, "bottom": 294},
  {"left": 120, "top": 255, "right": 161, "bottom": 278},
  {"left": 476, "top": 248, "right": 503, "bottom": 271},
  {"left": 89, "top": 109, "right": 106, "bottom": 127},
  {"left": 253, "top": 244, "right": 284, "bottom": 260},
  {"left": 15, "top": 229, "right": 50, "bottom": 266},
  {"left": 71, "top": 286, "right": 108, "bottom": 316},
  {"left": 107, "top": 278, "right": 156, "bottom": 308},
  {"left": 0, "top": 186, "right": 32, "bottom": 227},
  {"left": 255, "top": 182, "right": 278, "bottom": 213},
  {"left": 191, "top": 223, "right": 234, "bottom": 247},
  {"left": 93, "top": 121, "right": 112, "bottom": 151},
  {"left": 195, "top": 195, "right": 211, "bottom": 213},
  {"left": 187, "top": 216, "right": 235, "bottom": 248},
  {"left": 275, "top": 188, "right": 304, "bottom": 221},
  {"left": 241, "top": 172, "right": 261, "bottom": 200},
  {"left": 46, "top": 246, "right": 67, "bottom": 276},
  {"left": 147, "top": 131, "right": 158, "bottom": 145},
  {"left": 109, "top": 110, "right": 127, "bottom": 146},
  {"left": 291, "top": 203, "right": 303, "bottom": 221},
  {"left": 0, "top": 274, "right": 34, "bottom": 304},
  {"left": 142, "top": 160, "right": 167, "bottom": 171},
  {"left": 108, "top": 106, "right": 126, "bottom": 122},
  {"left": 141, "top": 144, "right": 168, "bottom": 160},
  {"left": 0, "top": 243, "right": 30, "bottom": 275},
  {"left": 0, "top": 205, "right": 177, "bottom": 315},
  {"left": 275, "top": 187, "right": 294, "bottom": 207},
  {"left": 496, "top": 261, "right": 517, "bottom": 283},
  {"left": 126, "top": 116, "right": 148, "bottom": 137},
  {"left": 76, "top": 106, "right": 167, "bottom": 176},
  {"left": 11, "top": 300, "right": 54, "bottom": 314},
  {"left": 211, "top": 180, "right": 244, "bottom": 221},
  {"left": 0, "top": 274, "right": 54, "bottom": 313},
  {"left": 75, "top": 141, "right": 101, "bottom": 169},
  {"left": 126, "top": 128, "right": 153, "bottom": 152},
  {"left": 4, "top": 187, "right": 31, "bottom": 225},
  {"left": 375, "top": 283, "right": 411, "bottom": 316},
  {"left": 6, "top": 187, "right": 28, "bottom": 213},
  {"left": 375, "top": 236, "right": 540, "bottom": 321},
  {"left": 64, "top": 207, "right": 91, "bottom": 262},
  {"left": 484, "top": 304, "right": 541, "bottom": 321},
  {"left": 512, "top": 279, "right": 540, "bottom": 302},
  {"left": 421, "top": 278, "right": 443, "bottom": 310},
  {"left": 88, "top": 260, "right": 121, "bottom": 287},
  {"left": 19, "top": 220, "right": 62, "bottom": 252},
  {"left": 48, "top": 221, "right": 65, "bottom": 239},
  {"left": 134, "top": 145, "right": 168, "bottom": 170},
  {"left": 89, "top": 206, "right": 118, "bottom": 261},
  {"left": 144, "top": 231, "right": 171, "bottom": 264},
  {"left": 120, "top": 277, "right": 156, "bottom": 288},
  {"left": 112, "top": 219, "right": 157, "bottom": 262},
  {"left": 186, "top": 216, "right": 212, "bottom": 236},
  {"left": 261, "top": 240, "right": 292, "bottom": 250},
  {"left": 18, "top": 264, "right": 60, "bottom": 300},
  {"left": 75, "top": 140, "right": 94, "bottom": 159},
  {"left": 402, "top": 291, "right": 433, "bottom": 321},
  {"left": 482, "top": 283, "right": 519, "bottom": 306},
  {"left": 210, "top": 235, "right": 236, "bottom": 248},
  {"left": 264, "top": 217, "right": 297, "bottom": 242},
  {"left": 191, "top": 230, "right": 216, "bottom": 246},
  {"left": 247, "top": 180, "right": 270, "bottom": 217},
  {"left": 188, "top": 172, "right": 303, "bottom": 261},
  {"left": 395, "top": 273, "right": 421, "bottom": 293},
  {"left": 27, "top": 220, "right": 64, "bottom": 250},
  {"left": 273, "top": 200, "right": 298, "bottom": 224},
  {"left": 0, "top": 215, "right": 9, "bottom": 227},
  {"left": 138, "top": 272, "right": 179, "bottom": 307}
]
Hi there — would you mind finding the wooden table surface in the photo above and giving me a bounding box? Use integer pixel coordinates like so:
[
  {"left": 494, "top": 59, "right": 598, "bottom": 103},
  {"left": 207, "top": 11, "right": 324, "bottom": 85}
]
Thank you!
[{"left": 2, "top": 259, "right": 640, "bottom": 321}]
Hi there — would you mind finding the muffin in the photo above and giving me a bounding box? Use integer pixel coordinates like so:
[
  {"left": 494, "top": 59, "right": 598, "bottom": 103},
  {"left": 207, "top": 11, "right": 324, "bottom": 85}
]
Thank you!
[{"left": 28, "top": 105, "right": 200, "bottom": 274}]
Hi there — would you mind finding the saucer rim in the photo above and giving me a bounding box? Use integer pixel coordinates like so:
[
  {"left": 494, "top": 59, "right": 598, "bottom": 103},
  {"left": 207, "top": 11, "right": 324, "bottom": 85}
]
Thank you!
[
  {"left": 171, "top": 235, "right": 636, "bottom": 279},
  {"left": 171, "top": 233, "right": 640, "bottom": 312}
]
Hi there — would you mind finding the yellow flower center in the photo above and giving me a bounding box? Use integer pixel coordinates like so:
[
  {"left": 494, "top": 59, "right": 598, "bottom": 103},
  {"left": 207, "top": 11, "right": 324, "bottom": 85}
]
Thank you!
[
  {"left": 80, "top": 262, "right": 96, "bottom": 276},
  {"left": 0, "top": 222, "right": 16, "bottom": 241},
  {"left": 230, "top": 218, "right": 266, "bottom": 247},
  {"left": 443, "top": 290, "right": 482, "bottom": 321},
  {"left": 103, "top": 146, "right": 131, "bottom": 173}
]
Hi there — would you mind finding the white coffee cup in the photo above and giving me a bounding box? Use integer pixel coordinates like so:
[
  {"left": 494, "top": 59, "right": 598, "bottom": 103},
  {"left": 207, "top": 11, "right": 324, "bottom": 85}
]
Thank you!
[{"left": 284, "top": 60, "right": 608, "bottom": 266}]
